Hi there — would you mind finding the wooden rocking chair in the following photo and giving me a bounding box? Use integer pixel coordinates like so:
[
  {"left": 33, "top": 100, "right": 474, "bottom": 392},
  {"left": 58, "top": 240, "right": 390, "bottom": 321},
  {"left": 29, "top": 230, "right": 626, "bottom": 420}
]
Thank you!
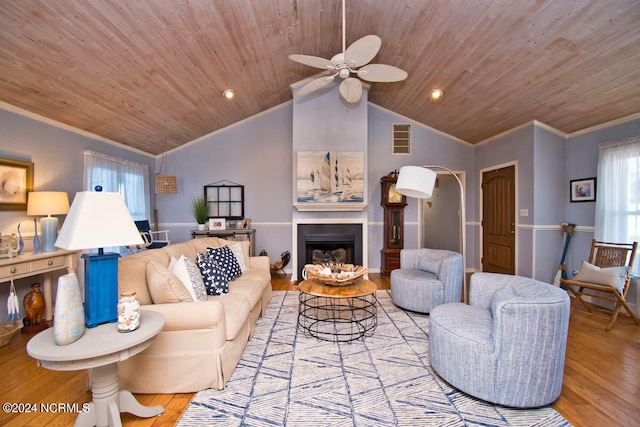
[{"left": 560, "top": 239, "right": 639, "bottom": 330}]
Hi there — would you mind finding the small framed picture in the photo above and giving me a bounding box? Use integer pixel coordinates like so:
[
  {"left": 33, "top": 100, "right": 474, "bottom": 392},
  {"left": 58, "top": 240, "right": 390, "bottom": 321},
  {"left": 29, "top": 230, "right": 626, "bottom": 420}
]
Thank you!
[
  {"left": 570, "top": 177, "right": 596, "bottom": 202},
  {"left": 0, "top": 158, "right": 34, "bottom": 211},
  {"left": 241, "top": 218, "right": 251, "bottom": 229},
  {"left": 208, "top": 218, "right": 226, "bottom": 230}
]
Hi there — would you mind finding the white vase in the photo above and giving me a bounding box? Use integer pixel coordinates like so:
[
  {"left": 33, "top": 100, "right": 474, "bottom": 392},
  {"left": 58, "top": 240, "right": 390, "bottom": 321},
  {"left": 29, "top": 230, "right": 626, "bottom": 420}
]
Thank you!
[{"left": 53, "top": 273, "right": 85, "bottom": 346}]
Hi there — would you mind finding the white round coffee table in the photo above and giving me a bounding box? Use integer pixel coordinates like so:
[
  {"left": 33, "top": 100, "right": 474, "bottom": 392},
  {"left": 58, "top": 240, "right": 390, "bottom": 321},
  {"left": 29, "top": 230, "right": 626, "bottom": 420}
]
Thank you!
[{"left": 27, "top": 310, "right": 165, "bottom": 427}]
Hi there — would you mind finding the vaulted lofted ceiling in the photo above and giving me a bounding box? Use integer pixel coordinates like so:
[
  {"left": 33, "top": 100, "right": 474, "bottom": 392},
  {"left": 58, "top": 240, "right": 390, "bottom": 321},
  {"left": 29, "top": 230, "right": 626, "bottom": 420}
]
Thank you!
[{"left": 1, "top": 0, "right": 639, "bottom": 155}]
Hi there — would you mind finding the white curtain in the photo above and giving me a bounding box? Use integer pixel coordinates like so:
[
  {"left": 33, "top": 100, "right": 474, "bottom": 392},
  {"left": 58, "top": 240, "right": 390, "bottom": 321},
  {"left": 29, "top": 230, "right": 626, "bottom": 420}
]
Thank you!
[
  {"left": 594, "top": 136, "right": 640, "bottom": 274},
  {"left": 83, "top": 150, "right": 150, "bottom": 220}
]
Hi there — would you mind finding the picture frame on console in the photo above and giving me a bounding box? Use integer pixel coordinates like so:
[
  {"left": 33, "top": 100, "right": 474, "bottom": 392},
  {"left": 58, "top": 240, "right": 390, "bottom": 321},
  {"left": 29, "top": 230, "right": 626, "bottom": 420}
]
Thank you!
[
  {"left": 0, "top": 158, "right": 34, "bottom": 211},
  {"left": 209, "top": 218, "right": 226, "bottom": 230},
  {"left": 570, "top": 177, "right": 596, "bottom": 202}
]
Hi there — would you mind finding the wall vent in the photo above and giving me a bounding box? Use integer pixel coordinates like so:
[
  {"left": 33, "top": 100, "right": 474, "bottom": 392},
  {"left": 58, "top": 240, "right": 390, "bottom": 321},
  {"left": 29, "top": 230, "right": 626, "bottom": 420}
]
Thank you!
[{"left": 392, "top": 123, "right": 411, "bottom": 154}]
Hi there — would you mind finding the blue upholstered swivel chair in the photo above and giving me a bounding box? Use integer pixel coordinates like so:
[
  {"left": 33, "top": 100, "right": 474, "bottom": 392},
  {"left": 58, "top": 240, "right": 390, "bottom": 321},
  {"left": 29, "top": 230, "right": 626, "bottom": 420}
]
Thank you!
[
  {"left": 429, "top": 272, "right": 570, "bottom": 408},
  {"left": 390, "top": 248, "right": 463, "bottom": 313}
]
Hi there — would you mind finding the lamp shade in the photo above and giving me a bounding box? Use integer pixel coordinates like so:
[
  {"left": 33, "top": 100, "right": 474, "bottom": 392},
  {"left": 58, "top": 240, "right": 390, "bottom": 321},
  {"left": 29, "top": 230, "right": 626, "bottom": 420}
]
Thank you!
[
  {"left": 395, "top": 166, "right": 438, "bottom": 199},
  {"left": 55, "top": 191, "right": 144, "bottom": 250},
  {"left": 27, "top": 191, "right": 70, "bottom": 216}
]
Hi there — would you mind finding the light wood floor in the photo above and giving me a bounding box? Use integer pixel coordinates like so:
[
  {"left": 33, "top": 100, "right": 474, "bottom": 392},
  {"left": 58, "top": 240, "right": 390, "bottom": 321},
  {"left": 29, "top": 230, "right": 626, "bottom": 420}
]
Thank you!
[{"left": 1, "top": 273, "right": 638, "bottom": 426}]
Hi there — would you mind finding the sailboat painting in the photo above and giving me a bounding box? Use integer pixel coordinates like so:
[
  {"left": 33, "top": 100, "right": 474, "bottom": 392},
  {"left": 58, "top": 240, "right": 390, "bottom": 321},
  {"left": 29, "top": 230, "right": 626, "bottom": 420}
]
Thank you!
[{"left": 297, "top": 151, "right": 364, "bottom": 203}]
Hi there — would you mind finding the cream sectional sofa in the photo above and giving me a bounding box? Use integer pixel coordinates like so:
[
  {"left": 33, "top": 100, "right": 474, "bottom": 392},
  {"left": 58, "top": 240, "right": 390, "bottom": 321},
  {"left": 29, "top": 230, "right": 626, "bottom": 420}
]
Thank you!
[{"left": 116, "top": 237, "right": 272, "bottom": 393}]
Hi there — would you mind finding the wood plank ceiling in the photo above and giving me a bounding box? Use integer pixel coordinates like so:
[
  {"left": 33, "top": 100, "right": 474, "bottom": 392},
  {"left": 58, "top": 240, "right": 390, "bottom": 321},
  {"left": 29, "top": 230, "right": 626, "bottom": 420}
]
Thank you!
[{"left": 1, "top": 0, "right": 639, "bottom": 155}]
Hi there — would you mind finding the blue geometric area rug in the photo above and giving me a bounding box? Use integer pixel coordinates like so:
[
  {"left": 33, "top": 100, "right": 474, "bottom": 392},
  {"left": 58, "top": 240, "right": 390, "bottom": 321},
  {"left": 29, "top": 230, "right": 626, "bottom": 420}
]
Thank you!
[{"left": 178, "top": 291, "right": 571, "bottom": 426}]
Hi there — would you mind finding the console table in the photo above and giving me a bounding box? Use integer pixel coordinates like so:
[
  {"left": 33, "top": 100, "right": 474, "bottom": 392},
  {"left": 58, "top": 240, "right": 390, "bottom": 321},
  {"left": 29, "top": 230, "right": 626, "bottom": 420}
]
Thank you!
[
  {"left": 0, "top": 249, "right": 78, "bottom": 321},
  {"left": 191, "top": 229, "right": 256, "bottom": 256},
  {"left": 27, "top": 310, "right": 166, "bottom": 427}
]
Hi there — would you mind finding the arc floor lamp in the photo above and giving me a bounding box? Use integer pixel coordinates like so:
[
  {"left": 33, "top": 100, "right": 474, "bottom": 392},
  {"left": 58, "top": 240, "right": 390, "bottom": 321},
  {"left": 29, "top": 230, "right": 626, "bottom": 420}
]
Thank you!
[{"left": 395, "top": 165, "right": 467, "bottom": 303}]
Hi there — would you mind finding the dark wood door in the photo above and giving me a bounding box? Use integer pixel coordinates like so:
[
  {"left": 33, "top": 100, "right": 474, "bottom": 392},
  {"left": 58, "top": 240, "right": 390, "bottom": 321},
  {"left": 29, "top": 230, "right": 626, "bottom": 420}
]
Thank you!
[{"left": 482, "top": 166, "right": 516, "bottom": 274}]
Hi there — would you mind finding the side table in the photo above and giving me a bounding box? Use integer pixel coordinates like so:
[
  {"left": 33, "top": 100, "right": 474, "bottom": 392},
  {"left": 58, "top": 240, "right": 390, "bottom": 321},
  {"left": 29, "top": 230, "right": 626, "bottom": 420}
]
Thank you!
[
  {"left": 298, "top": 278, "right": 378, "bottom": 342},
  {"left": 27, "top": 310, "right": 165, "bottom": 427}
]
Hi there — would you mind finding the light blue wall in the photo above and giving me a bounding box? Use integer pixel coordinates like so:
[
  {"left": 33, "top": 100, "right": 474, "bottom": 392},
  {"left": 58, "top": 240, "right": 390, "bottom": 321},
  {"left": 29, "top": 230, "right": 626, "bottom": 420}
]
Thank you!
[
  {"left": 0, "top": 107, "right": 155, "bottom": 319},
  {"left": 158, "top": 104, "right": 294, "bottom": 260},
  {"left": 475, "top": 125, "right": 535, "bottom": 276},
  {"left": 531, "top": 126, "right": 567, "bottom": 283},
  {"left": 367, "top": 105, "right": 476, "bottom": 268}
]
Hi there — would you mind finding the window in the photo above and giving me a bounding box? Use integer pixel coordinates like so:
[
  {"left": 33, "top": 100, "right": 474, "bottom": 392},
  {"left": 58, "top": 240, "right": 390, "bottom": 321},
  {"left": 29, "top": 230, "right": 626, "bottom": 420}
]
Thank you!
[
  {"left": 594, "top": 137, "right": 640, "bottom": 274},
  {"left": 392, "top": 123, "right": 411, "bottom": 154},
  {"left": 83, "top": 150, "right": 150, "bottom": 253}
]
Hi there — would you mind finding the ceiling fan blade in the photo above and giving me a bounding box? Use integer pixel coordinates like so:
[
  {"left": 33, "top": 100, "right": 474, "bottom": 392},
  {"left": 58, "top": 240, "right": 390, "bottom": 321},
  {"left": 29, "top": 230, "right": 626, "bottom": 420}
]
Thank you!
[
  {"left": 288, "top": 54, "right": 335, "bottom": 70},
  {"left": 296, "top": 75, "right": 336, "bottom": 97},
  {"left": 356, "top": 64, "right": 408, "bottom": 82},
  {"left": 344, "top": 35, "right": 381, "bottom": 68},
  {"left": 339, "top": 78, "right": 363, "bottom": 103}
]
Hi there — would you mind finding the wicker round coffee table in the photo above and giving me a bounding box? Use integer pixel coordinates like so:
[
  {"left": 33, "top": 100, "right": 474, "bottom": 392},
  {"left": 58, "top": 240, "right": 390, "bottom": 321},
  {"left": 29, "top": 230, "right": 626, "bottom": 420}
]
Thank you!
[{"left": 297, "top": 278, "right": 377, "bottom": 343}]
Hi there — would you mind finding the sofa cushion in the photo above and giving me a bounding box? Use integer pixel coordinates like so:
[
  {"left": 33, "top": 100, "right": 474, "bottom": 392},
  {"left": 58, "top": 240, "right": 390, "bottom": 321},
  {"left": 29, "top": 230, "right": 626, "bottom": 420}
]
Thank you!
[
  {"left": 196, "top": 252, "right": 229, "bottom": 295},
  {"left": 146, "top": 261, "right": 194, "bottom": 304},
  {"left": 228, "top": 277, "right": 265, "bottom": 309},
  {"left": 574, "top": 260, "right": 629, "bottom": 293},
  {"left": 207, "top": 245, "right": 242, "bottom": 280},
  {"left": 207, "top": 293, "right": 251, "bottom": 340},
  {"left": 191, "top": 237, "right": 221, "bottom": 254},
  {"left": 119, "top": 250, "right": 171, "bottom": 305},
  {"left": 163, "top": 240, "right": 199, "bottom": 263},
  {"left": 169, "top": 256, "right": 207, "bottom": 302}
]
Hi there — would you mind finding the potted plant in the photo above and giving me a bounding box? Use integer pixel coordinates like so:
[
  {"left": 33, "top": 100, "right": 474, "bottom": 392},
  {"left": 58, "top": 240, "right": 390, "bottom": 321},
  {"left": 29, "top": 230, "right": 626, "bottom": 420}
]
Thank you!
[{"left": 191, "top": 195, "right": 208, "bottom": 230}]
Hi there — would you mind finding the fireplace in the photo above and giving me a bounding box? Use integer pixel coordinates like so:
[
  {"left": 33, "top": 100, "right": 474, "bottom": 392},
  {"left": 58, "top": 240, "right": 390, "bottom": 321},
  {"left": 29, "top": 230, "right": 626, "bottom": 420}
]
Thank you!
[{"left": 297, "top": 223, "right": 363, "bottom": 281}]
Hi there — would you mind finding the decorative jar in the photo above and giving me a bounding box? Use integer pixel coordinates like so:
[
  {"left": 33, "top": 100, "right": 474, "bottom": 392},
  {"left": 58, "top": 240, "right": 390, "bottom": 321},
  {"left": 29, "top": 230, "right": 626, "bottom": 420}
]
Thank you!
[{"left": 117, "top": 292, "right": 140, "bottom": 332}]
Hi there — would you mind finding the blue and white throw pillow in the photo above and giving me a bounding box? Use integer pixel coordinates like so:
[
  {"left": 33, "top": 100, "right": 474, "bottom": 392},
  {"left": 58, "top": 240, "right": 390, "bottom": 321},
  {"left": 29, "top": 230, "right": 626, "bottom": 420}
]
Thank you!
[
  {"left": 196, "top": 252, "right": 229, "bottom": 295},
  {"left": 206, "top": 245, "right": 242, "bottom": 281},
  {"left": 169, "top": 255, "right": 208, "bottom": 302}
]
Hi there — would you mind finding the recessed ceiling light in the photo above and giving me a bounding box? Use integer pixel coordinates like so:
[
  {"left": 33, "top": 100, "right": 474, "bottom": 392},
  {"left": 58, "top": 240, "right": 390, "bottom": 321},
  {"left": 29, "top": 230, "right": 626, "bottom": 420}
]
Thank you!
[
  {"left": 430, "top": 89, "right": 443, "bottom": 100},
  {"left": 222, "top": 89, "right": 235, "bottom": 99}
]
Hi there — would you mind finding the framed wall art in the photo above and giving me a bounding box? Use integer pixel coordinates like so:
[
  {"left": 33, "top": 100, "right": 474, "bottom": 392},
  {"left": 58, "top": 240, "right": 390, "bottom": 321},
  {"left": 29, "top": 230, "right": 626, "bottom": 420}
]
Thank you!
[
  {"left": 296, "top": 151, "right": 364, "bottom": 204},
  {"left": 570, "top": 177, "right": 596, "bottom": 202},
  {"left": 0, "top": 158, "right": 34, "bottom": 211}
]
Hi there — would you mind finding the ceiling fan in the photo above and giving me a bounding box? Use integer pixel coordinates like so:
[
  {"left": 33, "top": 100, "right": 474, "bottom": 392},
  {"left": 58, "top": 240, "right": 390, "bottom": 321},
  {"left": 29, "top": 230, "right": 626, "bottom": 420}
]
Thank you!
[{"left": 289, "top": 0, "right": 408, "bottom": 103}]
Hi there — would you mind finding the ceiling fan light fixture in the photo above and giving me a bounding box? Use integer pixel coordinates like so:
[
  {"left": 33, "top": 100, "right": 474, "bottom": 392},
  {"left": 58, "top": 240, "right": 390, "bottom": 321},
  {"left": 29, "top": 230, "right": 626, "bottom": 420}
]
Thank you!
[
  {"left": 288, "top": 0, "right": 407, "bottom": 104},
  {"left": 430, "top": 89, "right": 444, "bottom": 101},
  {"left": 222, "top": 89, "right": 235, "bottom": 100}
]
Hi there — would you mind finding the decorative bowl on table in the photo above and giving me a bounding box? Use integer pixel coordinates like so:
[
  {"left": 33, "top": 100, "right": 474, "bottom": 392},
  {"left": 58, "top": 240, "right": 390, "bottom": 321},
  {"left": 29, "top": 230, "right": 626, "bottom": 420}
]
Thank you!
[{"left": 306, "top": 263, "right": 367, "bottom": 286}]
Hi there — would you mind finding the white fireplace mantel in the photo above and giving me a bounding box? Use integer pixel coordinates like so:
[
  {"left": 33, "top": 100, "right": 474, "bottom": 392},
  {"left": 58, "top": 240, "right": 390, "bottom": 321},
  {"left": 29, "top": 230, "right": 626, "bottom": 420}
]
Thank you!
[{"left": 293, "top": 203, "right": 368, "bottom": 212}]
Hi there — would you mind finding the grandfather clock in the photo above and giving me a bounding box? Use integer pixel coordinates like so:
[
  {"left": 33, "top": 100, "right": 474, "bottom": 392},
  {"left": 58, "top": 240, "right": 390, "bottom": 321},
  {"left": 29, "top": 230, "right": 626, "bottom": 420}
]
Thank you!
[{"left": 380, "top": 171, "right": 407, "bottom": 274}]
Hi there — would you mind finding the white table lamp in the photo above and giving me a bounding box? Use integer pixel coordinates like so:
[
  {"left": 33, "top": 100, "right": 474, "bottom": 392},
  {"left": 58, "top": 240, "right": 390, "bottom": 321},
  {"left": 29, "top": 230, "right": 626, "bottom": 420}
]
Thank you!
[
  {"left": 27, "top": 191, "right": 70, "bottom": 253},
  {"left": 55, "top": 188, "right": 144, "bottom": 327},
  {"left": 396, "top": 165, "right": 467, "bottom": 303}
]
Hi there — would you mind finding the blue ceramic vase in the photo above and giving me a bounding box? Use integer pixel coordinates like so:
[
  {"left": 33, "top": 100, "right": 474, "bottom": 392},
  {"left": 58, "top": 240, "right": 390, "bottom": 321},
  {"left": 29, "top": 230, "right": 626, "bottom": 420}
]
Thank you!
[
  {"left": 17, "top": 223, "right": 24, "bottom": 255},
  {"left": 32, "top": 218, "right": 40, "bottom": 254}
]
